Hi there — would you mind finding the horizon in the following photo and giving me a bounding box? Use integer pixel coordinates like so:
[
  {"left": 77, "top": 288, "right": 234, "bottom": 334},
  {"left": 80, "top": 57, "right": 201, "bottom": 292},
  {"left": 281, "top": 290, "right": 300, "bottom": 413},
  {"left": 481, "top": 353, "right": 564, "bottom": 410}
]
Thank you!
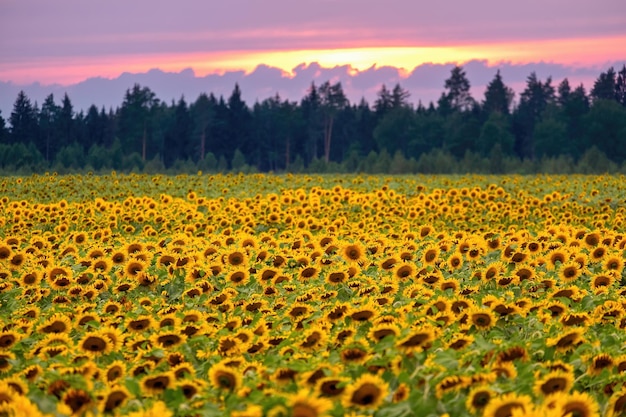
[{"left": 1, "top": 59, "right": 624, "bottom": 119}]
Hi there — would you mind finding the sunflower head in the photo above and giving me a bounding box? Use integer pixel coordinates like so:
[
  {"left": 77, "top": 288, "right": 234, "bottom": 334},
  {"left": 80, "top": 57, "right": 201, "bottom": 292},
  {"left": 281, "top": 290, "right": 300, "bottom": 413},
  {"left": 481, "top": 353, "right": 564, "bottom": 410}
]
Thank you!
[
  {"left": 533, "top": 370, "right": 574, "bottom": 397},
  {"left": 209, "top": 363, "right": 242, "bottom": 392},
  {"left": 342, "top": 374, "right": 388, "bottom": 409},
  {"left": 341, "top": 242, "right": 367, "bottom": 264},
  {"left": 287, "top": 389, "right": 333, "bottom": 417}
]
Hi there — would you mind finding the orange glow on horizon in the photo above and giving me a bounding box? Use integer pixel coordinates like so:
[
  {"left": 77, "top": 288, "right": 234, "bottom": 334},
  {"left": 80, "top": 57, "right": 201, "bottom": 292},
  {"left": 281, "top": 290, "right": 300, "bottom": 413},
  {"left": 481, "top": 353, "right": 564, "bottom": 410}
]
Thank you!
[{"left": 1, "top": 35, "right": 624, "bottom": 85}]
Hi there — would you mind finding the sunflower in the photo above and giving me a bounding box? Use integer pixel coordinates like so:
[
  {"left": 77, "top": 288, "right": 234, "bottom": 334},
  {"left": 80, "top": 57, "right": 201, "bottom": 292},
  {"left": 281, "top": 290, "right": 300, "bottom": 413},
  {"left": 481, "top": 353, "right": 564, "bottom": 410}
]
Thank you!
[
  {"left": 110, "top": 250, "right": 126, "bottom": 265},
  {"left": 90, "top": 258, "right": 112, "bottom": 274},
  {"left": 325, "top": 270, "right": 349, "bottom": 285},
  {"left": 224, "top": 250, "right": 247, "bottom": 267},
  {"left": 490, "top": 361, "right": 517, "bottom": 379},
  {"left": 379, "top": 256, "right": 399, "bottom": 271},
  {"left": 468, "top": 307, "right": 497, "bottom": 330},
  {"left": 0, "top": 244, "right": 11, "bottom": 260},
  {"left": 603, "top": 256, "right": 624, "bottom": 275},
  {"left": 342, "top": 373, "right": 388, "bottom": 409},
  {"left": 590, "top": 274, "right": 615, "bottom": 292},
  {"left": 315, "top": 376, "right": 348, "bottom": 398},
  {"left": 553, "top": 391, "right": 600, "bottom": 417},
  {"left": 0, "top": 380, "right": 17, "bottom": 411},
  {"left": 299, "top": 265, "right": 320, "bottom": 280},
  {"left": 20, "top": 270, "right": 42, "bottom": 287},
  {"left": 151, "top": 330, "right": 186, "bottom": 349},
  {"left": 368, "top": 323, "right": 400, "bottom": 343},
  {"left": 226, "top": 267, "right": 250, "bottom": 286},
  {"left": 393, "top": 262, "right": 416, "bottom": 280},
  {"left": 547, "top": 248, "right": 568, "bottom": 269},
  {"left": 466, "top": 385, "right": 495, "bottom": 414},
  {"left": 47, "top": 266, "right": 73, "bottom": 290},
  {"left": 178, "top": 378, "right": 207, "bottom": 400},
  {"left": 588, "top": 353, "right": 613, "bottom": 375},
  {"left": 287, "top": 389, "right": 333, "bottom": 417},
  {"left": 209, "top": 363, "right": 242, "bottom": 392},
  {"left": 446, "top": 252, "right": 464, "bottom": 270},
  {"left": 421, "top": 245, "right": 440, "bottom": 266},
  {"left": 100, "top": 385, "right": 130, "bottom": 413},
  {"left": 0, "top": 352, "right": 14, "bottom": 373},
  {"left": 299, "top": 326, "right": 328, "bottom": 351},
  {"left": 533, "top": 370, "right": 574, "bottom": 397},
  {"left": 607, "top": 386, "right": 626, "bottom": 417},
  {"left": 124, "top": 259, "right": 146, "bottom": 278},
  {"left": 141, "top": 372, "right": 173, "bottom": 396},
  {"left": 436, "top": 375, "right": 469, "bottom": 399},
  {"left": 513, "top": 265, "right": 535, "bottom": 282},
  {"left": 589, "top": 245, "right": 608, "bottom": 262},
  {"left": 105, "top": 360, "right": 126, "bottom": 384},
  {"left": 482, "top": 392, "right": 533, "bottom": 417},
  {"left": 7, "top": 251, "right": 26, "bottom": 270},
  {"left": 0, "top": 330, "right": 20, "bottom": 350},
  {"left": 558, "top": 261, "right": 583, "bottom": 283},
  {"left": 38, "top": 313, "right": 73, "bottom": 334},
  {"left": 547, "top": 328, "right": 585, "bottom": 353},
  {"left": 396, "top": 326, "right": 436, "bottom": 353},
  {"left": 348, "top": 301, "right": 380, "bottom": 322},
  {"left": 78, "top": 330, "right": 112, "bottom": 357},
  {"left": 61, "top": 388, "right": 93, "bottom": 416},
  {"left": 125, "top": 315, "right": 155, "bottom": 333},
  {"left": 560, "top": 312, "right": 590, "bottom": 326},
  {"left": 582, "top": 232, "right": 600, "bottom": 247},
  {"left": 258, "top": 266, "right": 279, "bottom": 282},
  {"left": 340, "top": 242, "right": 367, "bottom": 265},
  {"left": 100, "top": 326, "right": 125, "bottom": 352},
  {"left": 497, "top": 346, "right": 529, "bottom": 364}
]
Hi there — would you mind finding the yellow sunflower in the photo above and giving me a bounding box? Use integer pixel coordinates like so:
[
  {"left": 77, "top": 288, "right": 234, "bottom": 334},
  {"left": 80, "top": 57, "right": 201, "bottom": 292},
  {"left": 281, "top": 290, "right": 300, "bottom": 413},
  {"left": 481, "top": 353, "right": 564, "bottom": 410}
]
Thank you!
[
  {"left": 141, "top": 371, "right": 174, "bottom": 396},
  {"left": 558, "top": 261, "right": 583, "bottom": 283},
  {"left": 208, "top": 363, "right": 242, "bottom": 392},
  {"left": 533, "top": 370, "right": 574, "bottom": 397},
  {"left": 78, "top": 329, "right": 112, "bottom": 357},
  {"left": 466, "top": 385, "right": 495, "bottom": 414},
  {"left": 468, "top": 307, "right": 497, "bottom": 330},
  {"left": 396, "top": 326, "right": 436, "bottom": 353},
  {"left": 340, "top": 242, "right": 367, "bottom": 265},
  {"left": 100, "top": 385, "right": 130, "bottom": 414},
  {"left": 342, "top": 373, "right": 388, "bottom": 409},
  {"left": 547, "top": 328, "right": 585, "bottom": 353},
  {"left": 226, "top": 267, "right": 250, "bottom": 286},
  {"left": 606, "top": 386, "right": 626, "bottom": 417},
  {"left": 553, "top": 391, "right": 600, "bottom": 417},
  {"left": 482, "top": 392, "right": 533, "bottom": 417},
  {"left": 587, "top": 353, "right": 613, "bottom": 375},
  {"left": 287, "top": 389, "right": 333, "bottom": 417}
]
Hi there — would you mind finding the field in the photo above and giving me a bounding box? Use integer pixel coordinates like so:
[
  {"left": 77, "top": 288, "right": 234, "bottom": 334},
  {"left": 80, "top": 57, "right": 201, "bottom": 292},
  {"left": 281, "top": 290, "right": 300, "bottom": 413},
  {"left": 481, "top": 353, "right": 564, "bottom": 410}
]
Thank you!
[{"left": 1, "top": 172, "right": 626, "bottom": 417}]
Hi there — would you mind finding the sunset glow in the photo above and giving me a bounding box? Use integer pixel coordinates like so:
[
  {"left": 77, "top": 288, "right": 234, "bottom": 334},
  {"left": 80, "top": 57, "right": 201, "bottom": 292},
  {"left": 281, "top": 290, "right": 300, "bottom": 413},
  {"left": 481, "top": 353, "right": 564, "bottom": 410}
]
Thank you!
[{"left": 2, "top": 35, "right": 624, "bottom": 86}]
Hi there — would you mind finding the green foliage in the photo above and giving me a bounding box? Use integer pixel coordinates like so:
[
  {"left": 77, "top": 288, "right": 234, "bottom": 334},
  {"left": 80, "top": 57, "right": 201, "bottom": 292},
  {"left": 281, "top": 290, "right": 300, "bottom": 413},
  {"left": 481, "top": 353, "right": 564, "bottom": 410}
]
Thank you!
[{"left": 3, "top": 65, "right": 626, "bottom": 175}]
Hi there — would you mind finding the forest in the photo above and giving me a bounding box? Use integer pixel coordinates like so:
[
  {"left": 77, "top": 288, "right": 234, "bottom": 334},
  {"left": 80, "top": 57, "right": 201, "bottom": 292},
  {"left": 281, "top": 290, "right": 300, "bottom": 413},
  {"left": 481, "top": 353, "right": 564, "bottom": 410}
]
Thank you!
[{"left": 1, "top": 65, "right": 625, "bottom": 175}]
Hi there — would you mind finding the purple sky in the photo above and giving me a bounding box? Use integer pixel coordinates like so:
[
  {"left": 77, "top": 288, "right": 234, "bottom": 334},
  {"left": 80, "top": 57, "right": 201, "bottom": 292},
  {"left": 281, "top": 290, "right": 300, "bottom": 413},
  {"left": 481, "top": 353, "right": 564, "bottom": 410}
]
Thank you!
[{"left": 1, "top": 0, "right": 625, "bottom": 116}]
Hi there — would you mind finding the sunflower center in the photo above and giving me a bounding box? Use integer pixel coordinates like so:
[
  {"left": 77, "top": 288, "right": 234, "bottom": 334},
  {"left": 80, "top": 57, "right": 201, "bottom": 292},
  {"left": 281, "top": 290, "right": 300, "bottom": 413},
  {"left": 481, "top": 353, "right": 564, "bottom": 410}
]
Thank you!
[
  {"left": 104, "top": 391, "right": 127, "bottom": 412},
  {"left": 83, "top": 336, "right": 107, "bottom": 352},
  {"left": 0, "top": 335, "right": 16, "bottom": 347},
  {"left": 351, "top": 383, "right": 381, "bottom": 406}
]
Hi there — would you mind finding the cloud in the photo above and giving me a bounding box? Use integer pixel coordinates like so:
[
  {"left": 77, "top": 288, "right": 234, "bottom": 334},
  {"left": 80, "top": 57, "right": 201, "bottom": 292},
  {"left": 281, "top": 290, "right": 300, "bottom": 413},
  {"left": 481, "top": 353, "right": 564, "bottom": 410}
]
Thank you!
[{"left": 2, "top": 60, "right": 623, "bottom": 120}]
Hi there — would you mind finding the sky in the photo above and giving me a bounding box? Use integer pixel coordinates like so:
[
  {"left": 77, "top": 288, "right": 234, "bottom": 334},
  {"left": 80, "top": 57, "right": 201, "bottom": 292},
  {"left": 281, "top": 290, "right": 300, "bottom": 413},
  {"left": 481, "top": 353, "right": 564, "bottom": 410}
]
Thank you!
[{"left": 1, "top": 0, "right": 625, "bottom": 115}]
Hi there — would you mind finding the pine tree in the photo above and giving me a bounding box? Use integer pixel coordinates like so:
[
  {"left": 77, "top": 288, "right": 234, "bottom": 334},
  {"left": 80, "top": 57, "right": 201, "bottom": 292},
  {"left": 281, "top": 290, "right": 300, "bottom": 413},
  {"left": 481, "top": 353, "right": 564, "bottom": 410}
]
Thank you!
[{"left": 483, "top": 70, "right": 514, "bottom": 115}]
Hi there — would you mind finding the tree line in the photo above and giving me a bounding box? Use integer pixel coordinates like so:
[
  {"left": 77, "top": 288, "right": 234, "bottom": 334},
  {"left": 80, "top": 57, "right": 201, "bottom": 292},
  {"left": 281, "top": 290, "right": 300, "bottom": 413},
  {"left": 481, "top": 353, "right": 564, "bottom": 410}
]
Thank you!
[{"left": 1, "top": 65, "right": 625, "bottom": 175}]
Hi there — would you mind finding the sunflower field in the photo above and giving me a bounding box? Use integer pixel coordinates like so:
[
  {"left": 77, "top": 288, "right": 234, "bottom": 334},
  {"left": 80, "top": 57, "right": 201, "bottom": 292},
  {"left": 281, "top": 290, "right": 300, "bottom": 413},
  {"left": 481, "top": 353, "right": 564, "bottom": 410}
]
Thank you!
[{"left": 1, "top": 172, "right": 626, "bottom": 417}]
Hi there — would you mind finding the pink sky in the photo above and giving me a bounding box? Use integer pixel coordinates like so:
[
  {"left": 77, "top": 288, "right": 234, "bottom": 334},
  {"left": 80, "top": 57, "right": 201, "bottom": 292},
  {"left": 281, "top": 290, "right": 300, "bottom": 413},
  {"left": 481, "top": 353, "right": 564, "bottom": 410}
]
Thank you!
[{"left": 1, "top": 0, "right": 625, "bottom": 85}]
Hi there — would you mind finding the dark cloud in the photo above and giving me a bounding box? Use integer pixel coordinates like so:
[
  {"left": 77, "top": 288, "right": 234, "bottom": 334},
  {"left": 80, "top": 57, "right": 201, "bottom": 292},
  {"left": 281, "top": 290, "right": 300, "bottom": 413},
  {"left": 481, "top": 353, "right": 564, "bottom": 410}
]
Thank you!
[{"left": 2, "top": 60, "right": 623, "bottom": 119}]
